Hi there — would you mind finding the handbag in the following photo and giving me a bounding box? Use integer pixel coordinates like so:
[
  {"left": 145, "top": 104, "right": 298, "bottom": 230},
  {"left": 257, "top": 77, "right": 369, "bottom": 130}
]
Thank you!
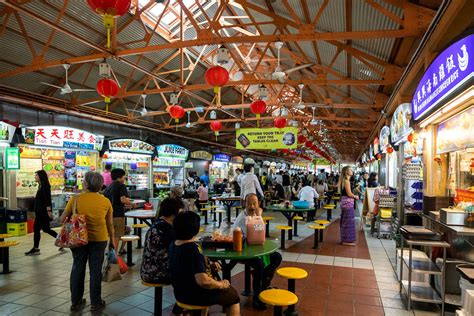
[
  {"left": 55, "top": 194, "right": 88, "bottom": 248},
  {"left": 102, "top": 247, "right": 123, "bottom": 282}
]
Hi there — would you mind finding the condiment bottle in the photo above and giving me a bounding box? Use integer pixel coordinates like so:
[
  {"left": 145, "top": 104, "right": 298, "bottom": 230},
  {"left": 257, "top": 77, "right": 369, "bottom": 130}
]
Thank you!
[{"left": 233, "top": 227, "right": 242, "bottom": 252}]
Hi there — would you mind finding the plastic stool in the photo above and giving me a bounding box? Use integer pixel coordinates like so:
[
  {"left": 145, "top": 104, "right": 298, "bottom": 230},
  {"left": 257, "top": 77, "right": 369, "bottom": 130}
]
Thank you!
[
  {"left": 292, "top": 216, "right": 303, "bottom": 237},
  {"left": 308, "top": 225, "right": 325, "bottom": 249},
  {"left": 120, "top": 235, "right": 139, "bottom": 266},
  {"left": 263, "top": 216, "right": 275, "bottom": 237},
  {"left": 131, "top": 223, "right": 147, "bottom": 249},
  {"left": 276, "top": 226, "right": 292, "bottom": 250},
  {"left": 176, "top": 301, "right": 208, "bottom": 316},
  {"left": 277, "top": 267, "right": 308, "bottom": 315},
  {"left": 259, "top": 289, "right": 298, "bottom": 316},
  {"left": 141, "top": 281, "right": 165, "bottom": 316}
]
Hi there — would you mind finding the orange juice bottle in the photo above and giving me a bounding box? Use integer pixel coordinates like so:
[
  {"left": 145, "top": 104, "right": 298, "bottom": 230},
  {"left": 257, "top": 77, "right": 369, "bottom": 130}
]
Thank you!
[{"left": 233, "top": 227, "right": 242, "bottom": 252}]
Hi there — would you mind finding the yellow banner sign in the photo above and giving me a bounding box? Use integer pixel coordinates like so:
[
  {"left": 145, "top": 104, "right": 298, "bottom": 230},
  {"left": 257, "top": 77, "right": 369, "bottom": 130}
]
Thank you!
[{"left": 236, "top": 127, "right": 298, "bottom": 150}]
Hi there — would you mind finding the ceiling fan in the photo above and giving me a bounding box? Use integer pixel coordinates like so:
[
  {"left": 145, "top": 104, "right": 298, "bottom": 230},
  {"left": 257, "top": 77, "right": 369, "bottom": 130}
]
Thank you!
[
  {"left": 310, "top": 106, "right": 318, "bottom": 125},
  {"left": 185, "top": 111, "right": 198, "bottom": 128},
  {"left": 271, "top": 42, "right": 313, "bottom": 84},
  {"left": 129, "top": 94, "right": 148, "bottom": 116},
  {"left": 41, "top": 64, "right": 95, "bottom": 95}
]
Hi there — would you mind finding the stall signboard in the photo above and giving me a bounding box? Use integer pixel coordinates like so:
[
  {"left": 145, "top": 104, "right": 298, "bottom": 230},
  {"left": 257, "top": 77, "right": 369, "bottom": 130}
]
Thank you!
[
  {"left": 436, "top": 107, "right": 474, "bottom": 154},
  {"left": 156, "top": 144, "right": 188, "bottom": 160},
  {"left": 373, "top": 137, "right": 380, "bottom": 155},
  {"left": 313, "top": 158, "right": 330, "bottom": 165},
  {"left": 109, "top": 139, "right": 154, "bottom": 154},
  {"left": 390, "top": 103, "right": 413, "bottom": 144},
  {"left": 0, "top": 121, "right": 16, "bottom": 143},
  {"left": 412, "top": 34, "right": 474, "bottom": 121},
  {"left": 231, "top": 156, "right": 244, "bottom": 163},
  {"left": 16, "top": 158, "right": 42, "bottom": 197},
  {"left": 236, "top": 127, "right": 297, "bottom": 149},
  {"left": 22, "top": 126, "right": 104, "bottom": 150},
  {"left": 190, "top": 150, "right": 212, "bottom": 161},
  {"left": 5, "top": 147, "right": 20, "bottom": 169},
  {"left": 213, "top": 153, "right": 231, "bottom": 162},
  {"left": 379, "top": 126, "right": 390, "bottom": 152}
]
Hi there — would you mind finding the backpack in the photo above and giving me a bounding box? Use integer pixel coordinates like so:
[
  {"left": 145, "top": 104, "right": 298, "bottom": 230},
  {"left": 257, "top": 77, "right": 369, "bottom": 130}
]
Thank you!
[
  {"left": 140, "top": 222, "right": 171, "bottom": 284},
  {"left": 183, "top": 178, "right": 198, "bottom": 199}
]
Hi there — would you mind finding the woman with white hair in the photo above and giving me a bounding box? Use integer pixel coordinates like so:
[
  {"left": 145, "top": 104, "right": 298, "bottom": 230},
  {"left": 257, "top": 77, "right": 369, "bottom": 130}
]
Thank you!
[{"left": 60, "top": 171, "right": 115, "bottom": 312}]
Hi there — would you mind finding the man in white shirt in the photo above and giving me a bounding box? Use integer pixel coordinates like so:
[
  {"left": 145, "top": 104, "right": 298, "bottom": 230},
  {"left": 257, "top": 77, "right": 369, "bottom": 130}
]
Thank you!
[
  {"left": 298, "top": 181, "right": 319, "bottom": 221},
  {"left": 235, "top": 168, "right": 243, "bottom": 186},
  {"left": 232, "top": 194, "right": 282, "bottom": 310},
  {"left": 240, "top": 164, "right": 264, "bottom": 201},
  {"left": 273, "top": 171, "right": 283, "bottom": 185}
]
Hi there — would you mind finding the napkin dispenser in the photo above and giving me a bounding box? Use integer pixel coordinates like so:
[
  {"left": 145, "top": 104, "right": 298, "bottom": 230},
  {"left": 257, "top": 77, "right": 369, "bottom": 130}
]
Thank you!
[{"left": 440, "top": 208, "right": 467, "bottom": 226}]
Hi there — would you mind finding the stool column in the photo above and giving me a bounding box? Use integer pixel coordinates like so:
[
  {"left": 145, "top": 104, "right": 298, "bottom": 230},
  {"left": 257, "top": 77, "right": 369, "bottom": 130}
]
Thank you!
[
  {"left": 327, "top": 209, "right": 332, "bottom": 221},
  {"left": 155, "top": 286, "right": 163, "bottom": 316},
  {"left": 265, "top": 221, "right": 270, "bottom": 238},
  {"left": 280, "top": 230, "right": 286, "bottom": 250},
  {"left": 2, "top": 248, "right": 9, "bottom": 274},
  {"left": 274, "top": 306, "right": 283, "bottom": 316},
  {"left": 204, "top": 210, "right": 208, "bottom": 225},
  {"left": 213, "top": 209, "right": 217, "bottom": 222},
  {"left": 286, "top": 279, "right": 297, "bottom": 316},
  {"left": 126, "top": 241, "right": 134, "bottom": 266},
  {"left": 137, "top": 227, "right": 143, "bottom": 249},
  {"left": 293, "top": 219, "right": 298, "bottom": 237},
  {"left": 218, "top": 212, "right": 223, "bottom": 227},
  {"left": 319, "top": 229, "right": 324, "bottom": 242},
  {"left": 312, "top": 231, "right": 319, "bottom": 249}
]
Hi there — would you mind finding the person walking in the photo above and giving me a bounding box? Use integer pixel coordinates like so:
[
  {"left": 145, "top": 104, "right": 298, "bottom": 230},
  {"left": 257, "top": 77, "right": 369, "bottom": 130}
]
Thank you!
[
  {"left": 25, "top": 170, "right": 59, "bottom": 256},
  {"left": 282, "top": 171, "right": 291, "bottom": 200},
  {"left": 240, "top": 163, "right": 264, "bottom": 202},
  {"left": 60, "top": 172, "right": 114, "bottom": 312},
  {"left": 338, "top": 166, "right": 359, "bottom": 246},
  {"left": 183, "top": 171, "right": 198, "bottom": 211},
  {"left": 200, "top": 171, "right": 210, "bottom": 187}
]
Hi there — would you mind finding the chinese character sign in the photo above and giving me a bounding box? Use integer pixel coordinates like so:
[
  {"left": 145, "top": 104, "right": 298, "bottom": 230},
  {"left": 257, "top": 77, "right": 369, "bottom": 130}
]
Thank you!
[
  {"left": 412, "top": 34, "right": 474, "bottom": 120},
  {"left": 22, "top": 126, "right": 103, "bottom": 150}
]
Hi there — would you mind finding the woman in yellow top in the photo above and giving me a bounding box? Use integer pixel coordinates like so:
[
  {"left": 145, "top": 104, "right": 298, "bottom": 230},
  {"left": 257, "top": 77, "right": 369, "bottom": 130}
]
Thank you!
[{"left": 60, "top": 171, "right": 114, "bottom": 312}]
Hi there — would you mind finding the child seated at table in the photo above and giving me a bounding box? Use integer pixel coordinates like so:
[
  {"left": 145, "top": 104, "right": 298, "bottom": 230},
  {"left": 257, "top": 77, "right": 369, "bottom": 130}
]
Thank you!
[
  {"left": 232, "top": 193, "right": 283, "bottom": 310},
  {"left": 169, "top": 211, "right": 240, "bottom": 316}
]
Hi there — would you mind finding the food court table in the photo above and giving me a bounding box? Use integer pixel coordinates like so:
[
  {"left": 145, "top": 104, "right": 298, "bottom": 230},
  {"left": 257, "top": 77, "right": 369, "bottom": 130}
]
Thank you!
[
  {"left": 212, "top": 196, "right": 241, "bottom": 223},
  {"left": 202, "top": 240, "right": 279, "bottom": 284},
  {"left": 125, "top": 209, "right": 156, "bottom": 226},
  {"left": 265, "top": 205, "right": 315, "bottom": 239}
]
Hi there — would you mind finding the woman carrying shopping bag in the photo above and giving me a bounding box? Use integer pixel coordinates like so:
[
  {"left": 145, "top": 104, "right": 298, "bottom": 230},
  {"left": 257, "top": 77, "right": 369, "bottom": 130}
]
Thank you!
[{"left": 60, "top": 172, "right": 115, "bottom": 312}]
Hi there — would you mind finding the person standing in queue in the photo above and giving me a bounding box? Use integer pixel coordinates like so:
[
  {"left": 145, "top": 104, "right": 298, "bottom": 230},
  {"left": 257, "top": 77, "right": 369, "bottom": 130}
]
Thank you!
[
  {"left": 104, "top": 168, "right": 131, "bottom": 254},
  {"left": 233, "top": 193, "right": 282, "bottom": 310},
  {"left": 25, "top": 170, "right": 60, "bottom": 255},
  {"left": 101, "top": 163, "right": 113, "bottom": 188},
  {"left": 338, "top": 166, "right": 359, "bottom": 246},
  {"left": 61, "top": 172, "right": 114, "bottom": 312}
]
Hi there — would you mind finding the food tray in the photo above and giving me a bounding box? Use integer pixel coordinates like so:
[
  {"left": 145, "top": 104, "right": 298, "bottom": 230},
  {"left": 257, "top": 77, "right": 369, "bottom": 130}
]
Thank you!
[{"left": 201, "top": 236, "right": 234, "bottom": 250}]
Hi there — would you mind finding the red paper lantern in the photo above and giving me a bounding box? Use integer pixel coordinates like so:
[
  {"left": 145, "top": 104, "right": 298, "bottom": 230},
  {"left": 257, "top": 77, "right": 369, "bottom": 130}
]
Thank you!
[
  {"left": 250, "top": 100, "right": 266, "bottom": 127},
  {"left": 274, "top": 117, "right": 286, "bottom": 129},
  {"left": 96, "top": 78, "right": 119, "bottom": 112},
  {"left": 298, "top": 135, "right": 306, "bottom": 144},
  {"left": 169, "top": 105, "right": 185, "bottom": 123},
  {"left": 87, "top": 0, "right": 131, "bottom": 48},
  {"left": 205, "top": 66, "right": 229, "bottom": 93},
  {"left": 210, "top": 121, "right": 223, "bottom": 140},
  {"left": 407, "top": 133, "right": 414, "bottom": 143},
  {"left": 304, "top": 141, "right": 312, "bottom": 148},
  {"left": 387, "top": 146, "right": 394, "bottom": 154},
  {"left": 281, "top": 149, "right": 289, "bottom": 154}
]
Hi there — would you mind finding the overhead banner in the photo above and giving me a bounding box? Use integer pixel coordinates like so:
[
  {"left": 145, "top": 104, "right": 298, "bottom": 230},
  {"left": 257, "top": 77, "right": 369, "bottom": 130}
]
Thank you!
[
  {"left": 412, "top": 34, "right": 474, "bottom": 121},
  {"left": 190, "top": 150, "right": 212, "bottom": 161},
  {"left": 236, "top": 127, "right": 298, "bottom": 150},
  {"left": 437, "top": 107, "right": 474, "bottom": 154},
  {"left": 313, "top": 158, "right": 330, "bottom": 165},
  {"left": 22, "top": 126, "right": 104, "bottom": 150},
  {"left": 213, "top": 153, "right": 231, "bottom": 162}
]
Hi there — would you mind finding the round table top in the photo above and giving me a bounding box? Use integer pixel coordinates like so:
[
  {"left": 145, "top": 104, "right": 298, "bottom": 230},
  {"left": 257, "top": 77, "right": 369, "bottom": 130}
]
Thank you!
[
  {"left": 212, "top": 196, "right": 241, "bottom": 201},
  {"left": 202, "top": 240, "right": 279, "bottom": 260},
  {"left": 125, "top": 210, "right": 156, "bottom": 219},
  {"left": 131, "top": 199, "right": 147, "bottom": 204},
  {"left": 265, "top": 205, "right": 315, "bottom": 212},
  {"left": 0, "top": 234, "right": 12, "bottom": 239}
]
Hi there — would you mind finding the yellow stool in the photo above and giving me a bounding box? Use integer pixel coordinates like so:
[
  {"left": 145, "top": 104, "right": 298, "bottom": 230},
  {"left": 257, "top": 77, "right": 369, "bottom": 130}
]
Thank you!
[
  {"left": 209, "top": 205, "right": 218, "bottom": 222},
  {"left": 292, "top": 216, "right": 304, "bottom": 237},
  {"left": 131, "top": 223, "right": 147, "bottom": 249},
  {"left": 200, "top": 207, "right": 211, "bottom": 225},
  {"left": 120, "top": 235, "right": 139, "bottom": 266},
  {"left": 215, "top": 209, "right": 226, "bottom": 226},
  {"left": 199, "top": 227, "right": 205, "bottom": 233},
  {"left": 277, "top": 267, "right": 308, "bottom": 315},
  {"left": 263, "top": 216, "right": 275, "bottom": 237},
  {"left": 276, "top": 225, "right": 292, "bottom": 250},
  {"left": 308, "top": 225, "right": 325, "bottom": 249},
  {"left": 176, "top": 301, "right": 208, "bottom": 316},
  {"left": 323, "top": 204, "right": 336, "bottom": 221},
  {"left": 141, "top": 281, "right": 165, "bottom": 315},
  {"left": 259, "top": 289, "right": 298, "bottom": 316},
  {"left": 0, "top": 240, "right": 19, "bottom": 273}
]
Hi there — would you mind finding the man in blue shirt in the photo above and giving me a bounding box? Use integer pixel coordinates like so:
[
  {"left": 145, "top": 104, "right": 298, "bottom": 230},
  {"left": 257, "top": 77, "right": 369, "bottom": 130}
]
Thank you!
[{"left": 200, "top": 171, "right": 209, "bottom": 186}]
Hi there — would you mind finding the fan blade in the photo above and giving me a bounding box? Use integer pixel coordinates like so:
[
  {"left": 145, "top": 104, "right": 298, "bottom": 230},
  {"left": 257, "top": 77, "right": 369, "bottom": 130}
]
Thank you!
[
  {"left": 77, "top": 100, "right": 102, "bottom": 106},
  {"left": 72, "top": 89, "right": 96, "bottom": 92},
  {"left": 40, "top": 82, "right": 63, "bottom": 89},
  {"left": 285, "top": 63, "right": 314, "bottom": 75}
]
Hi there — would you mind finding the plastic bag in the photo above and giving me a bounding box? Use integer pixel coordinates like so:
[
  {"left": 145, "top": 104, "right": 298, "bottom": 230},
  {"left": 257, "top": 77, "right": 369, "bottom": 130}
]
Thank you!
[{"left": 117, "top": 256, "right": 128, "bottom": 274}]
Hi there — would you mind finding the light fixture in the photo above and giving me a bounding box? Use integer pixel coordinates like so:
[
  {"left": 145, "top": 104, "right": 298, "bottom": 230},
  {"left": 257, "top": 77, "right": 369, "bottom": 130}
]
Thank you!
[
  {"left": 259, "top": 85, "right": 268, "bottom": 100},
  {"left": 195, "top": 106, "right": 205, "bottom": 113},
  {"left": 296, "top": 83, "right": 305, "bottom": 109},
  {"left": 170, "top": 92, "right": 179, "bottom": 105},
  {"left": 216, "top": 46, "right": 229, "bottom": 64},
  {"left": 280, "top": 107, "right": 288, "bottom": 117},
  {"left": 140, "top": 94, "right": 148, "bottom": 115},
  {"left": 210, "top": 110, "right": 217, "bottom": 120},
  {"left": 235, "top": 122, "right": 241, "bottom": 129},
  {"left": 99, "top": 62, "right": 111, "bottom": 77},
  {"left": 310, "top": 106, "right": 318, "bottom": 125}
]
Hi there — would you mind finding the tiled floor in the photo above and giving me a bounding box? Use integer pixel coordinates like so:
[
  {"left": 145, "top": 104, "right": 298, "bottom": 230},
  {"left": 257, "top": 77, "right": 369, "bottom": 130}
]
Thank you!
[{"left": 0, "top": 204, "right": 443, "bottom": 315}]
